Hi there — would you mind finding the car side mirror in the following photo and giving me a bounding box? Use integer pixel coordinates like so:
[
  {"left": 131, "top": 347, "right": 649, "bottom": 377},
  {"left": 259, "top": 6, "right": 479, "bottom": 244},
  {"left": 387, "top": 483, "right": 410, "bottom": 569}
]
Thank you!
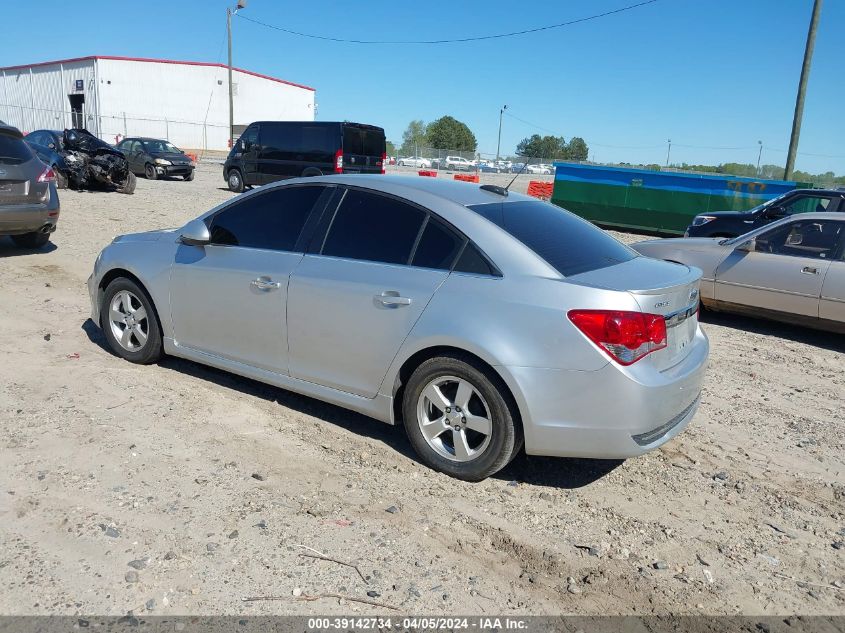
[
  {"left": 180, "top": 219, "right": 211, "bottom": 246},
  {"left": 765, "top": 205, "right": 786, "bottom": 219},
  {"left": 735, "top": 238, "right": 756, "bottom": 253}
]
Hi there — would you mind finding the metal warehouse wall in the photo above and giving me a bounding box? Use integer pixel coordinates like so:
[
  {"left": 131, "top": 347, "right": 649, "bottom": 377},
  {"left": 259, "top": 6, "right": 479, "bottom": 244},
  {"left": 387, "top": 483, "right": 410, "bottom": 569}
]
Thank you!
[
  {"left": 95, "top": 58, "right": 315, "bottom": 150},
  {"left": 1, "top": 59, "right": 101, "bottom": 134}
]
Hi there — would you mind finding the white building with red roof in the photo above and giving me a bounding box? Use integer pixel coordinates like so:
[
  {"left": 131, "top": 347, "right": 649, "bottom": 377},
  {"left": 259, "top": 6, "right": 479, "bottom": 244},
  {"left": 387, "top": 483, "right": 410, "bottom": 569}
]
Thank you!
[{"left": 0, "top": 55, "right": 316, "bottom": 151}]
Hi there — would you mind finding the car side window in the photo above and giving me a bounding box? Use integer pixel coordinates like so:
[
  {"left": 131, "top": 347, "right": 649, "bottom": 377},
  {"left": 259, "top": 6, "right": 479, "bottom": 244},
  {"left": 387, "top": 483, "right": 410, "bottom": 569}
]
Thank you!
[
  {"left": 321, "top": 189, "right": 425, "bottom": 265},
  {"left": 755, "top": 220, "right": 844, "bottom": 260},
  {"left": 240, "top": 126, "right": 259, "bottom": 151},
  {"left": 411, "top": 218, "right": 464, "bottom": 270},
  {"left": 784, "top": 195, "right": 835, "bottom": 215},
  {"left": 453, "top": 243, "right": 497, "bottom": 276},
  {"left": 207, "top": 185, "right": 324, "bottom": 251}
]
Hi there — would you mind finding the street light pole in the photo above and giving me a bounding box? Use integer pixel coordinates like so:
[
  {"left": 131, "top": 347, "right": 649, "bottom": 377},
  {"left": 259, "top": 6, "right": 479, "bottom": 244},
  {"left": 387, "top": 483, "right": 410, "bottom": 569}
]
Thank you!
[
  {"left": 784, "top": 0, "right": 822, "bottom": 180},
  {"left": 496, "top": 105, "right": 507, "bottom": 160},
  {"left": 665, "top": 139, "right": 671, "bottom": 167},
  {"left": 227, "top": 0, "right": 247, "bottom": 149},
  {"left": 757, "top": 140, "right": 763, "bottom": 176}
]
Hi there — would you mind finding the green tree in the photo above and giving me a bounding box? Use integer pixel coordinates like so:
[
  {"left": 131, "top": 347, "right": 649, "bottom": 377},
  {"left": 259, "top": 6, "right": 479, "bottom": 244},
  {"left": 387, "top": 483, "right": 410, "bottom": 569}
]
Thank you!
[
  {"left": 385, "top": 140, "right": 396, "bottom": 156},
  {"left": 426, "top": 116, "right": 477, "bottom": 152},
  {"left": 515, "top": 134, "right": 567, "bottom": 160},
  {"left": 400, "top": 120, "right": 428, "bottom": 156},
  {"left": 566, "top": 137, "right": 589, "bottom": 161}
]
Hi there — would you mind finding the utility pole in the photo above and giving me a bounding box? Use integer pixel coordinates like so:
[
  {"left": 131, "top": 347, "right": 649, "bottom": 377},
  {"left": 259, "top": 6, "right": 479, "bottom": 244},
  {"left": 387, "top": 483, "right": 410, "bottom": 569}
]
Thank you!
[
  {"left": 784, "top": 0, "right": 822, "bottom": 180},
  {"left": 227, "top": 0, "right": 248, "bottom": 149},
  {"left": 665, "top": 139, "right": 671, "bottom": 167},
  {"left": 756, "top": 140, "right": 763, "bottom": 176},
  {"left": 496, "top": 105, "right": 507, "bottom": 160}
]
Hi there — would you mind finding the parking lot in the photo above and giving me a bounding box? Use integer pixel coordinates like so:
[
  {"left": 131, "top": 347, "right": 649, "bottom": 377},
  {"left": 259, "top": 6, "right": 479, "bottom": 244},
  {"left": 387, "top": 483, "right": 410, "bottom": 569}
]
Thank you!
[{"left": 0, "top": 161, "right": 842, "bottom": 617}]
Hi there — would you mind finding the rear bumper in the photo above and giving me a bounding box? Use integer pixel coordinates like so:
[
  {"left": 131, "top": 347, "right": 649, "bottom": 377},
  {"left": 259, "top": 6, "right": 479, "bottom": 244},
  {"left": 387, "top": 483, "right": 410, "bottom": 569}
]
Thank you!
[
  {"left": 503, "top": 327, "right": 709, "bottom": 459},
  {"left": 0, "top": 191, "right": 60, "bottom": 235}
]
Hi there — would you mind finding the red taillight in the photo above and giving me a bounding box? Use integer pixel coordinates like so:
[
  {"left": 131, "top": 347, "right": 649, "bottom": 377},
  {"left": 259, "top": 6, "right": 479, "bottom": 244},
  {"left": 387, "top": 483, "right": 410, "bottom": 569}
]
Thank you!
[
  {"left": 37, "top": 166, "right": 56, "bottom": 183},
  {"left": 568, "top": 309, "right": 667, "bottom": 366},
  {"left": 334, "top": 149, "right": 343, "bottom": 174},
  {"left": 379, "top": 152, "right": 386, "bottom": 174}
]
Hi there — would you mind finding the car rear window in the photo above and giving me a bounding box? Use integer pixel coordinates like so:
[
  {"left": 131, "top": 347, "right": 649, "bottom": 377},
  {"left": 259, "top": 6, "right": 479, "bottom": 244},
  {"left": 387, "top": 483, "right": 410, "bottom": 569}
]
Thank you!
[
  {"left": 343, "top": 126, "right": 385, "bottom": 157},
  {"left": 467, "top": 200, "right": 636, "bottom": 276},
  {"left": 0, "top": 133, "right": 34, "bottom": 164}
]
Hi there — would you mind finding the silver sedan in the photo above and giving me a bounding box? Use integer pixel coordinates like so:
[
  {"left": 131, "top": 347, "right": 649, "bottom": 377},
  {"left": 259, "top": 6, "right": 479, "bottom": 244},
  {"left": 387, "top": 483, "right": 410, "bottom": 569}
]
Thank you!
[
  {"left": 633, "top": 212, "right": 845, "bottom": 333},
  {"left": 88, "top": 175, "right": 708, "bottom": 481}
]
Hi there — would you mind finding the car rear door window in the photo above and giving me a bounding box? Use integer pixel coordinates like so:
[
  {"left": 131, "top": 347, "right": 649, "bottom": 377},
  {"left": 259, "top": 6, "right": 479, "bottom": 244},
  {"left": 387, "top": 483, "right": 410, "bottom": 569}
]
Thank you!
[
  {"left": 453, "top": 243, "right": 497, "bottom": 276},
  {"left": 322, "top": 189, "right": 425, "bottom": 265},
  {"left": 467, "top": 199, "right": 636, "bottom": 276},
  {"left": 207, "top": 185, "right": 324, "bottom": 251},
  {"left": 411, "top": 218, "right": 464, "bottom": 270},
  {"left": 0, "top": 133, "right": 34, "bottom": 164}
]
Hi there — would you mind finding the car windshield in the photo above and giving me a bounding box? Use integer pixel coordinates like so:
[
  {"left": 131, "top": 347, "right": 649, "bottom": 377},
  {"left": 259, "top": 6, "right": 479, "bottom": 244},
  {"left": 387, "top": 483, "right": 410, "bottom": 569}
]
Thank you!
[
  {"left": 467, "top": 199, "right": 637, "bottom": 276},
  {"left": 143, "top": 140, "right": 181, "bottom": 153},
  {"left": 0, "top": 133, "right": 33, "bottom": 164}
]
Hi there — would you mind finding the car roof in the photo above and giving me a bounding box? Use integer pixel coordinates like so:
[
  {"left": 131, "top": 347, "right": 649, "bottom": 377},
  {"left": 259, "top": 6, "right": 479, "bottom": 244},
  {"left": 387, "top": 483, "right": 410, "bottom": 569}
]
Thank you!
[
  {"left": 0, "top": 124, "right": 23, "bottom": 139},
  {"left": 789, "top": 188, "right": 845, "bottom": 196},
  {"left": 297, "top": 174, "right": 535, "bottom": 207}
]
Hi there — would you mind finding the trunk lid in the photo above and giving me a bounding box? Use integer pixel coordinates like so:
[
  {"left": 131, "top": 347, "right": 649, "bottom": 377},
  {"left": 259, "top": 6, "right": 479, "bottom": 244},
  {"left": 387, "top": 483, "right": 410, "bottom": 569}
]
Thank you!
[
  {"left": 0, "top": 158, "right": 48, "bottom": 205},
  {"left": 568, "top": 257, "right": 701, "bottom": 370}
]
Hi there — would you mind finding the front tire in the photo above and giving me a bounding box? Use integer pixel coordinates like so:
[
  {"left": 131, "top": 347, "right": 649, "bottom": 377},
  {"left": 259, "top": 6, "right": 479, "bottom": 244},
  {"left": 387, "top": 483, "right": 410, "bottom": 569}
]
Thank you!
[
  {"left": 183, "top": 170, "right": 195, "bottom": 181},
  {"left": 100, "top": 278, "right": 163, "bottom": 364},
  {"left": 402, "top": 355, "right": 522, "bottom": 481},
  {"left": 144, "top": 163, "right": 157, "bottom": 180},
  {"left": 11, "top": 231, "right": 50, "bottom": 249},
  {"left": 227, "top": 169, "right": 244, "bottom": 193}
]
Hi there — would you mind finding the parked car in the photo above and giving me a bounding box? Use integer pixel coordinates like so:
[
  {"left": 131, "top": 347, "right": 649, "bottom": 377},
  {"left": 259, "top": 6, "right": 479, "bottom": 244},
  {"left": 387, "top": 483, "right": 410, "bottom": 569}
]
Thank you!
[
  {"left": 495, "top": 160, "right": 513, "bottom": 172},
  {"left": 398, "top": 156, "right": 431, "bottom": 169},
  {"left": 685, "top": 189, "right": 845, "bottom": 238},
  {"left": 0, "top": 124, "right": 60, "bottom": 249},
  {"left": 527, "top": 164, "right": 554, "bottom": 175},
  {"left": 224, "top": 121, "right": 386, "bottom": 193},
  {"left": 633, "top": 212, "right": 845, "bottom": 332},
  {"left": 510, "top": 162, "right": 526, "bottom": 173},
  {"left": 24, "top": 129, "right": 70, "bottom": 189},
  {"left": 115, "top": 137, "right": 195, "bottom": 181},
  {"left": 477, "top": 163, "right": 501, "bottom": 173},
  {"left": 88, "top": 175, "right": 708, "bottom": 481},
  {"left": 443, "top": 156, "right": 474, "bottom": 172}
]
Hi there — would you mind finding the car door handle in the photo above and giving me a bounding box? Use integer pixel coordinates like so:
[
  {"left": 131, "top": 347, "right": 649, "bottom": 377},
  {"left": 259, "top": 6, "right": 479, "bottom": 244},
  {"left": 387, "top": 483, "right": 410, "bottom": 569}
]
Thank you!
[
  {"left": 375, "top": 291, "right": 412, "bottom": 307},
  {"left": 801, "top": 266, "right": 819, "bottom": 275},
  {"left": 250, "top": 277, "right": 281, "bottom": 290}
]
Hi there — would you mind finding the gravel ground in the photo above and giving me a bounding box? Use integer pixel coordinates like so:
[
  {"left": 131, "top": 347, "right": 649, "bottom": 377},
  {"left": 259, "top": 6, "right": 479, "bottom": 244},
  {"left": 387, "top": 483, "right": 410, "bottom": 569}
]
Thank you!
[{"left": 0, "top": 162, "right": 843, "bottom": 617}]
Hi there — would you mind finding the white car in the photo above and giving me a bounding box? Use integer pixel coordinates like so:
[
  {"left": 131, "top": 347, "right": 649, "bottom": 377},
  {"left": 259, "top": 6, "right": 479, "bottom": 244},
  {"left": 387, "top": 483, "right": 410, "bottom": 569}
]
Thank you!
[
  {"left": 527, "top": 164, "right": 554, "bottom": 175},
  {"left": 398, "top": 157, "right": 431, "bottom": 169},
  {"left": 444, "top": 156, "right": 475, "bottom": 172}
]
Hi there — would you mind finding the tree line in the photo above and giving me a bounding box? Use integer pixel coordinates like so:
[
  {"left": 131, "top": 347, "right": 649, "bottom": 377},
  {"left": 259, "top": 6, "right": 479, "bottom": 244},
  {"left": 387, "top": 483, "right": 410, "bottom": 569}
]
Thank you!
[
  {"left": 626, "top": 161, "right": 845, "bottom": 188},
  {"left": 394, "top": 118, "right": 590, "bottom": 162}
]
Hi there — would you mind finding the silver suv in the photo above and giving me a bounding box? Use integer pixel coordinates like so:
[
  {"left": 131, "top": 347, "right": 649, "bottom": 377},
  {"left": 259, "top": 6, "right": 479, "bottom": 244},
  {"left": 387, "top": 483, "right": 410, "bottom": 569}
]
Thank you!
[{"left": 0, "top": 124, "right": 60, "bottom": 249}]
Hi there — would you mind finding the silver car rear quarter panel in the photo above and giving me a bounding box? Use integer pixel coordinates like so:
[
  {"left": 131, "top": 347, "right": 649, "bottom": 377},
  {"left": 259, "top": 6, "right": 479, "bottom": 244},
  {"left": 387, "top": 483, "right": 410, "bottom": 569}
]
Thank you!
[{"left": 504, "top": 327, "right": 708, "bottom": 458}]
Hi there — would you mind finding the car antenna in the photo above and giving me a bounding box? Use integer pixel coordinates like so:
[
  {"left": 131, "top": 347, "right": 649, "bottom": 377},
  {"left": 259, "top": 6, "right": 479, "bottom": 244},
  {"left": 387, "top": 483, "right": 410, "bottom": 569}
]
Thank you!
[{"left": 479, "top": 155, "right": 533, "bottom": 197}]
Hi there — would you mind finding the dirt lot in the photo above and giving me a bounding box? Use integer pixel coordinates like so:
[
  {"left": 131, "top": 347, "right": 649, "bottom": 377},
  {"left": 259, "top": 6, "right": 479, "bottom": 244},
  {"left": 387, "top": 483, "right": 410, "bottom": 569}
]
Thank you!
[{"left": 0, "top": 162, "right": 843, "bottom": 617}]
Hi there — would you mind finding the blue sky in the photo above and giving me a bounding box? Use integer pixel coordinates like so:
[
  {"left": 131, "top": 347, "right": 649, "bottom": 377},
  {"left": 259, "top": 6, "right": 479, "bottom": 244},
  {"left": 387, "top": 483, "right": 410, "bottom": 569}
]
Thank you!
[{"left": 2, "top": 0, "right": 842, "bottom": 174}]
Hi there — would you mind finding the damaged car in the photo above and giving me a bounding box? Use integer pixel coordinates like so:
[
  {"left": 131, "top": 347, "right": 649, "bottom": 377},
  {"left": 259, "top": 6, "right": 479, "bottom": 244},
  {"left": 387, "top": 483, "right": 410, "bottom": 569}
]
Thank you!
[{"left": 55, "top": 129, "right": 136, "bottom": 194}]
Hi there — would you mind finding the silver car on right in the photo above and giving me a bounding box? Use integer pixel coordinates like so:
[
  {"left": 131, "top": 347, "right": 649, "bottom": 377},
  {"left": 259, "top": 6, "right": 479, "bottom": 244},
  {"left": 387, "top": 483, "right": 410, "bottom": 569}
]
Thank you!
[{"left": 633, "top": 212, "right": 845, "bottom": 333}]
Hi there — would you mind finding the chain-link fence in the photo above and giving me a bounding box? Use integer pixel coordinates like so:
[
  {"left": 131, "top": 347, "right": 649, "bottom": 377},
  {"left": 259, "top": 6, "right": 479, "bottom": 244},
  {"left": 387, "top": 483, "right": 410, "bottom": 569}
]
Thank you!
[
  {"left": 388, "top": 145, "right": 563, "bottom": 174},
  {"left": 1, "top": 103, "right": 229, "bottom": 156}
]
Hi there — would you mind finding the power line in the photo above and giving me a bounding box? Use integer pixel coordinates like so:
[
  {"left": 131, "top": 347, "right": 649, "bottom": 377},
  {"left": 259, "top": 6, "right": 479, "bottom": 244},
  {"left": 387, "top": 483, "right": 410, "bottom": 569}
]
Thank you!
[{"left": 235, "top": 1, "right": 658, "bottom": 45}]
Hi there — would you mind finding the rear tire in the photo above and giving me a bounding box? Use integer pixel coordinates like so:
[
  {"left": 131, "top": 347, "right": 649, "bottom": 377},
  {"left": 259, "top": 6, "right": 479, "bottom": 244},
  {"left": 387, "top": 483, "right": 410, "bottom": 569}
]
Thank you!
[
  {"left": 117, "top": 172, "right": 136, "bottom": 195},
  {"left": 100, "top": 277, "right": 163, "bottom": 365},
  {"left": 402, "top": 355, "right": 522, "bottom": 481},
  {"left": 227, "top": 169, "right": 244, "bottom": 193},
  {"left": 11, "top": 231, "right": 50, "bottom": 249},
  {"left": 144, "top": 163, "right": 157, "bottom": 180}
]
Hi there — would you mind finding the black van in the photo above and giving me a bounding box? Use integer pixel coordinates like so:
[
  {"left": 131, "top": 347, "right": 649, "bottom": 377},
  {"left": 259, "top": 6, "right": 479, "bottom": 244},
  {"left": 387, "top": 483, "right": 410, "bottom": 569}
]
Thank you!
[{"left": 223, "top": 121, "right": 386, "bottom": 192}]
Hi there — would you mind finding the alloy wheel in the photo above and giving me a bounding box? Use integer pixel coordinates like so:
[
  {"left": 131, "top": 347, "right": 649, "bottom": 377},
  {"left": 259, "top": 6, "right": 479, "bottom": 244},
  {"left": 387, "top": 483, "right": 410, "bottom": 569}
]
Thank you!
[
  {"left": 108, "top": 290, "right": 149, "bottom": 351},
  {"left": 416, "top": 375, "right": 493, "bottom": 462}
]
